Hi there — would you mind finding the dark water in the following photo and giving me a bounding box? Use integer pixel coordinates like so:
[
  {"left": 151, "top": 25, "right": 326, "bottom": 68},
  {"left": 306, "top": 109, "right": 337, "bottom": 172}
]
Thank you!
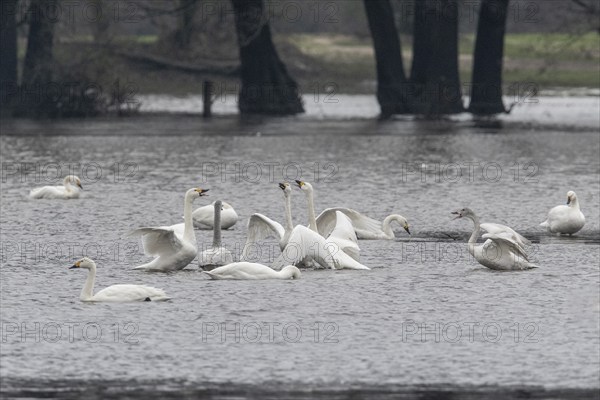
[{"left": 1, "top": 106, "right": 599, "bottom": 399}]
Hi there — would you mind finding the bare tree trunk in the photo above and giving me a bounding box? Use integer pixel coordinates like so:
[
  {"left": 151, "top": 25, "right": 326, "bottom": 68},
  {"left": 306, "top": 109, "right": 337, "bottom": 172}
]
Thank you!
[
  {"left": 22, "top": 0, "right": 57, "bottom": 88},
  {"left": 91, "top": 0, "right": 112, "bottom": 44},
  {"left": 468, "top": 0, "right": 509, "bottom": 115},
  {"left": 409, "top": 0, "right": 464, "bottom": 116},
  {"left": 20, "top": 0, "right": 58, "bottom": 116},
  {"left": 0, "top": 0, "right": 18, "bottom": 109},
  {"left": 174, "top": 0, "right": 198, "bottom": 48},
  {"left": 231, "top": 0, "right": 303, "bottom": 115},
  {"left": 363, "top": 0, "right": 410, "bottom": 117}
]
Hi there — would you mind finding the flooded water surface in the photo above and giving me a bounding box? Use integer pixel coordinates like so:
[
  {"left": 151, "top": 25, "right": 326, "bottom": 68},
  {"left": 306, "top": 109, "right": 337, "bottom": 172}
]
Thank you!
[{"left": 1, "top": 97, "right": 599, "bottom": 399}]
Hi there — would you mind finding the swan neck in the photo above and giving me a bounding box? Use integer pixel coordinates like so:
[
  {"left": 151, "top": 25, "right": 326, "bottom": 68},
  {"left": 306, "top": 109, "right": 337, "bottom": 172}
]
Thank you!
[
  {"left": 306, "top": 189, "right": 318, "bottom": 232},
  {"left": 382, "top": 215, "right": 399, "bottom": 236},
  {"left": 284, "top": 194, "right": 293, "bottom": 233},
  {"left": 81, "top": 265, "right": 96, "bottom": 301},
  {"left": 570, "top": 197, "right": 580, "bottom": 210},
  {"left": 467, "top": 216, "right": 480, "bottom": 256},
  {"left": 212, "top": 204, "right": 222, "bottom": 247},
  {"left": 183, "top": 192, "right": 195, "bottom": 243}
]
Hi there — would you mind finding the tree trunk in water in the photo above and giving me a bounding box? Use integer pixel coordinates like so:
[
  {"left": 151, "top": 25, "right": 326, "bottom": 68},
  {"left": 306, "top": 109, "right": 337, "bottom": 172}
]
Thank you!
[
  {"left": 21, "top": 0, "right": 58, "bottom": 116},
  {"left": 409, "top": 0, "right": 464, "bottom": 116},
  {"left": 468, "top": 0, "right": 509, "bottom": 115},
  {"left": 363, "top": 0, "right": 410, "bottom": 117},
  {"left": 0, "top": 0, "right": 18, "bottom": 109},
  {"left": 231, "top": 0, "right": 303, "bottom": 115},
  {"left": 174, "top": 0, "right": 198, "bottom": 48},
  {"left": 91, "top": 0, "right": 112, "bottom": 45}
]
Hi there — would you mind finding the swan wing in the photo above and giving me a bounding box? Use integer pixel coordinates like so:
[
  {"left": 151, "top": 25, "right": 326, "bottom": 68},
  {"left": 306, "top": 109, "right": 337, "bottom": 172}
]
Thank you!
[
  {"left": 247, "top": 213, "right": 285, "bottom": 241},
  {"left": 92, "top": 284, "right": 169, "bottom": 302},
  {"left": 316, "top": 207, "right": 383, "bottom": 239},
  {"left": 241, "top": 213, "right": 285, "bottom": 260},
  {"left": 273, "top": 226, "right": 335, "bottom": 270},
  {"left": 326, "top": 211, "right": 361, "bottom": 260},
  {"left": 127, "top": 227, "right": 184, "bottom": 257},
  {"left": 482, "top": 232, "right": 529, "bottom": 261},
  {"left": 480, "top": 222, "right": 530, "bottom": 246}
]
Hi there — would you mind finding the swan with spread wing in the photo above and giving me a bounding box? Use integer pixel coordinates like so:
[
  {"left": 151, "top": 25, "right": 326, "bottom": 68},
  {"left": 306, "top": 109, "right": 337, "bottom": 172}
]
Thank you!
[
  {"left": 452, "top": 208, "right": 537, "bottom": 271},
  {"left": 128, "top": 187, "right": 208, "bottom": 272},
  {"left": 295, "top": 180, "right": 410, "bottom": 240}
]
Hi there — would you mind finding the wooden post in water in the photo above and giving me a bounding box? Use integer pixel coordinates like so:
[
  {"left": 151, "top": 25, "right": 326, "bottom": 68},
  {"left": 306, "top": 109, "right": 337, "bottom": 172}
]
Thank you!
[{"left": 203, "top": 80, "right": 214, "bottom": 118}]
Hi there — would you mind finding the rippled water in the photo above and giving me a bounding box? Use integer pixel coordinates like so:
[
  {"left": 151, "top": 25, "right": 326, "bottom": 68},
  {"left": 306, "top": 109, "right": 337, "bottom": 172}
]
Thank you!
[{"left": 1, "top": 98, "right": 599, "bottom": 399}]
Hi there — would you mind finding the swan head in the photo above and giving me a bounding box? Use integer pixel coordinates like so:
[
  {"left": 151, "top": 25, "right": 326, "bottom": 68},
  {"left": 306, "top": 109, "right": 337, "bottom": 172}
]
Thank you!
[
  {"left": 566, "top": 191, "right": 577, "bottom": 205},
  {"left": 64, "top": 175, "right": 83, "bottom": 190},
  {"left": 69, "top": 257, "right": 96, "bottom": 270},
  {"left": 451, "top": 208, "right": 476, "bottom": 221},
  {"left": 294, "top": 180, "right": 313, "bottom": 194},
  {"left": 279, "top": 182, "right": 292, "bottom": 197},
  {"left": 214, "top": 200, "right": 223, "bottom": 210},
  {"left": 282, "top": 265, "right": 301, "bottom": 279},
  {"left": 188, "top": 188, "right": 209, "bottom": 199}
]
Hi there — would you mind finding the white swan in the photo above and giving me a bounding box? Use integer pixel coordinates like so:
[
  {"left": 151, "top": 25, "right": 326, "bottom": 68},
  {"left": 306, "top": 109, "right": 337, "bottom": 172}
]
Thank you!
[
  {"left": 199, "top": 200, "right": 234, "bottom": 269},
  {"left": 69, "top": 258, "right": 170, "bottom": 302},
  {"left": 29, "top": 175, "right": 83, "bottom": 199},
  {"left": 540, "top": 191, "right": 585, "bottom": 235},
  {"left": 193, "top": 201, "right": 238, "bottom": 230},
  {"left": 295, "top": 180, "right": 410, "bottom": 240},
  {"left": 242, "top": 183, "right": 368, "bottom": 270},
  {"left": 241, "top": 183, "right": 294, "bottom": 260},
  {"left": 128, "top": 187, "right": 208, "bottom": 272},
  {"left": 273, "top": 210, "right": 370, "bottom": 270},
  {"left": 294, "top": 180, "right": 361, "bottom": 260},
  {"left": 452, "top": 208, "right": 537, "bottom": 271},
  {"left": 203, "top": 262, "right": 301, "bottom": 280}
]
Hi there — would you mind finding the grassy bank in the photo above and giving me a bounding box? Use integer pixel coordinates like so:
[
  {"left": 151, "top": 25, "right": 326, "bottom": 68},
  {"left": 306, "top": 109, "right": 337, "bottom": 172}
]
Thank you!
[{"left": 29, "top": 32, "right": 599, "bottom": 96}]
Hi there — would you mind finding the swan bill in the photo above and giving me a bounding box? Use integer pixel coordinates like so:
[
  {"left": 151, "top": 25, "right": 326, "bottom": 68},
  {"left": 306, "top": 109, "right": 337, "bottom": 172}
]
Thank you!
[
  {"left": 195, "top": 188, "right": 210, "bottom": 196},
  {"left": 295, "top": 180, "right": 304, "bottom": 188}
]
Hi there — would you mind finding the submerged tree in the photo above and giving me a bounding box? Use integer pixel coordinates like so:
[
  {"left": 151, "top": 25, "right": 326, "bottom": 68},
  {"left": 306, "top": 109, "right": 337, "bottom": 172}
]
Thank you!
[
  {"left": 0, "top": 0, "right": 19, "bottom": 109},
  {"left": 20, "top": 0, "right": 58, "bottom": 115},
  {"left": 363, "top": 0, "right": 410, "bottom": 117},
  {"left": 409, "top": 0, "right": 464, "bottom": 115},
  {"left": 173, "top": 0, "right": 199, "bottom": 48},
  {"left": 230, "top": 0, "right": 303, "bottom": 115},
  {"left": 468, "top": 0, "right": 510, "bottom": 115}
]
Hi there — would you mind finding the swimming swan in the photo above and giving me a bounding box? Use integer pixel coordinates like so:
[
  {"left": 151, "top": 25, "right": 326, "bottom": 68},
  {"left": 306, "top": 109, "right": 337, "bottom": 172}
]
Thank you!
[
  {"left": 203, "top": 262, "right": 301, "bottom": 280},
  {"left": 128, "top": 187, "right": 208, "bottom": 271},
  {"left": 69, "top": 257, "right": 170, "bottom": 302},
  {"left": 452, "top": 208, "right": 537, "bottom": 271},
  {"left": 295, "top": 180, "right": 410, "bottom": 240},
  {"left": 29, "top": 175, "right": 83, "bottom": 199},
  {"left": 199, "top": 200, "right": 234, "bottom": 269},
  {"left": 193, "top": 201, "right": 238, "bottom": 230},
  {"left": 540, "top": 191, "right": 585, "bottom": 235}
]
